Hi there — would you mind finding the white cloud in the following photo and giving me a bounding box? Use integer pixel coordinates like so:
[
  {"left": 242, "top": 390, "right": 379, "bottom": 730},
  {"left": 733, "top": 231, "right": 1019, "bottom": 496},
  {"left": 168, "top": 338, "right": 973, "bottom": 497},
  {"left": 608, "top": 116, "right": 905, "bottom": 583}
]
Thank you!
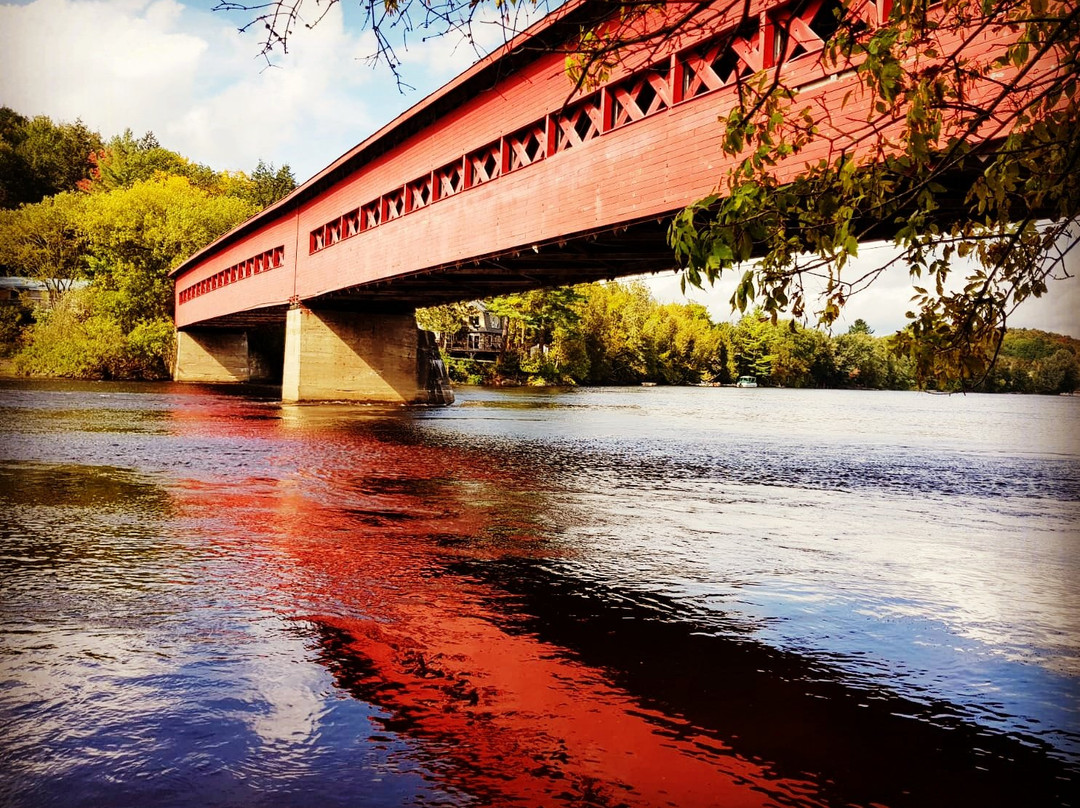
[{"left": 0, "top": 0, "right": 391, "bottom": 181}]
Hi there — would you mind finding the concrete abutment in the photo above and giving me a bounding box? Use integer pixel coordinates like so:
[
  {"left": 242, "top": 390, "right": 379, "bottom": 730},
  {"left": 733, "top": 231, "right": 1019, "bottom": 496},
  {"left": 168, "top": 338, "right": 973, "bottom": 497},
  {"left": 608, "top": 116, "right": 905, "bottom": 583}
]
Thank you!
[{"left": 175, "top": 329, "right": 254, "bottom": 383}]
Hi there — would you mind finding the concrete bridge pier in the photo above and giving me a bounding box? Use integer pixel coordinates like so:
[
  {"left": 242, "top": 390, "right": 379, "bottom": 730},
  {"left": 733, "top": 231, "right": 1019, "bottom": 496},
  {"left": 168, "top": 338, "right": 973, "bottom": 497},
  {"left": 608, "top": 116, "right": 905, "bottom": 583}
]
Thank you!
[{"left": 281, "top": 305, "right": 453, "bottom": 405}]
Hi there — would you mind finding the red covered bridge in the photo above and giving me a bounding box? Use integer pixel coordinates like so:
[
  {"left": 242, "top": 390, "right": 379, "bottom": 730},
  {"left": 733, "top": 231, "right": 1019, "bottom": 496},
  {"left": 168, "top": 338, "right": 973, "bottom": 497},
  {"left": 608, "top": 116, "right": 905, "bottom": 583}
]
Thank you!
[{"left": 169, "top": 0, "right": 984, "bottom": 403}]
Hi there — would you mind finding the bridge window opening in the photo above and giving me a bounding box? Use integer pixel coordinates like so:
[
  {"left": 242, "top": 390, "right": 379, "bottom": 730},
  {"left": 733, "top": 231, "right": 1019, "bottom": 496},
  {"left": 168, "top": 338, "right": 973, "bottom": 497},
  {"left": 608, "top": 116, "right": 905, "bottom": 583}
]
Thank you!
[
  {"left": 327, "top": 219, "right": 342, "bottom": 246},
  {"left": 254, "top": 255, "right": 264, "bottom": 274},
  {"left": 273, "top": 247, "right": 284, "bottom": 267},
  {"left": 682, "top": 36, "right": 748, "bottom": 98},
  {"left": 772, "top": 0, "right": 841, "bottom": 63},
  {"left": 383, "top": 188, "right": 406, "bottom": 221},
  {"left": 554, "top": 96, "right": 603, "bottom": 152},
  {"left": 311, "top": 229, "right": 325, "bottom": 252},
  {"left": 344, "top": 209, "right": 361, "bottom": 237},
  {"left": 436, "top": 162, "right": 464, "bottom": 198},
  {"left": 468, "top": 142, "right": 502, "bottom": 187},
  {"left": 506, "top": 122, "right": 547, "bottom": 172},
  {"left": 611, "top": 64, "right": 672, "bottom": 128},
  {"left": 362, "top": 200, "right": 381, "bottom": 230},
  {"left": 407, "top": 175, "right": 433, "bottom": 211}
]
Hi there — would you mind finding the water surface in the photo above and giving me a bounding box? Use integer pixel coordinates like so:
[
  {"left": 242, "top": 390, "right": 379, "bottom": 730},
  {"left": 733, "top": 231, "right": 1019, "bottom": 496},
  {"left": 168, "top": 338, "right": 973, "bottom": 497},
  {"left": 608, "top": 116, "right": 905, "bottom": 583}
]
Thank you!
[{"left": 1, "top": 381, "right": 1077, "bottom": 807}]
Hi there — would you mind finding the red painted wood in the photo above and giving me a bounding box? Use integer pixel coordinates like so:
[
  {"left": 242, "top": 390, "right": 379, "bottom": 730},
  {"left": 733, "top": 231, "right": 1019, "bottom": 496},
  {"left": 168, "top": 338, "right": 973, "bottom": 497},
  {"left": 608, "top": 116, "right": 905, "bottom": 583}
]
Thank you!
[{"left": 174, "top": 0, "right": 1033, "bottom": 327}]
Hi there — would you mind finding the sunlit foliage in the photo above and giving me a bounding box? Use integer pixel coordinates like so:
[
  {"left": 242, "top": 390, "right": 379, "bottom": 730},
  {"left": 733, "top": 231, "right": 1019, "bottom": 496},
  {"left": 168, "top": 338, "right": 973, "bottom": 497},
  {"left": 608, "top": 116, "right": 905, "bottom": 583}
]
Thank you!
[{"left": 0, "top": 108, "right": 292, "bottom": 379}]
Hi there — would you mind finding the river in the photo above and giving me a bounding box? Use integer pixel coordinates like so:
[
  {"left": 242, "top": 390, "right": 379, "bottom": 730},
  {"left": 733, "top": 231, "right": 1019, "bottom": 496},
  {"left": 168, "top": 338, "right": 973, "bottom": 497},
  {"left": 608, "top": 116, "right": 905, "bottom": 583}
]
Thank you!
[{"left": 0, "top": 380, "right": 1077, "bottom": 807}]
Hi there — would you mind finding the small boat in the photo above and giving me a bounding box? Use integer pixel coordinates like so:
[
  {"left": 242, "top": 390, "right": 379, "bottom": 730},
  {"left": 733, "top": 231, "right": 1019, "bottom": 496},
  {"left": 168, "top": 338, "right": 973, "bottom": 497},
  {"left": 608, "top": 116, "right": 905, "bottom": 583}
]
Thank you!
[{"left": 735, "top": 375, "right": 758, "bottom": 388}]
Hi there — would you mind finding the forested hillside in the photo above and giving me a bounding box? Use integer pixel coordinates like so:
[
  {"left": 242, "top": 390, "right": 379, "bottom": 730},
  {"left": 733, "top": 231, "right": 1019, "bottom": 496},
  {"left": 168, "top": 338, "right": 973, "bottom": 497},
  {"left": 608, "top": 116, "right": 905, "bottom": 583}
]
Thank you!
[{"left": 0, "top": 107, "right": 295, "bottom": 378}]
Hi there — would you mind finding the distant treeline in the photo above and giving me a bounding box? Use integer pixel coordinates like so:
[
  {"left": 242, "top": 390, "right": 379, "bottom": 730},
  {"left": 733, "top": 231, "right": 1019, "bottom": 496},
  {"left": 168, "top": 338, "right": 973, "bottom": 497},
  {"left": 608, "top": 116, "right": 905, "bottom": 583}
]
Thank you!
[
  {"left": 420, "top": 283, "right": 1080, "bottom": 394},
  {"left": 0, "top": 106, "right": 295, "bottom": 378}
]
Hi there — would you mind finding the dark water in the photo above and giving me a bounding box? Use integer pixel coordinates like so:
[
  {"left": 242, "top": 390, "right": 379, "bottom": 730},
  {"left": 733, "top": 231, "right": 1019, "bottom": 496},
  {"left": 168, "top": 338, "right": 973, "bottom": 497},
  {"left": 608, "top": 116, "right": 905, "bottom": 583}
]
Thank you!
[{"left": 1, "top": 380, "right": 1077, "bottom": 808}]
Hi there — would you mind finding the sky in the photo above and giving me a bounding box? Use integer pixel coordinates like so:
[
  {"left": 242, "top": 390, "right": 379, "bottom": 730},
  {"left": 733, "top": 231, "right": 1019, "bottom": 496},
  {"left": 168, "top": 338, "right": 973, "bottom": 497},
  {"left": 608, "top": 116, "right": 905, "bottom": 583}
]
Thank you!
[{"left": 0, "top": 0, "right": 1077, "bottom": 337}]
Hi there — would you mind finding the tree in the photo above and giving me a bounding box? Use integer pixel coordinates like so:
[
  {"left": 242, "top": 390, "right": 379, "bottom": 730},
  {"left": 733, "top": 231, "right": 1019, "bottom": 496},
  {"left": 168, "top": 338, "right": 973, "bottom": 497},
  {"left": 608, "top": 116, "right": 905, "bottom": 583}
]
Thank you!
[
  {"left": 78, "top": 175, "right": 257, "bottom": 330},
  {"left": 225, "top": 0, "right": 1078, "bottom": 388},
  {"left": 0, "top": 108, "right": 103, "bottom": 208},
  {"left": 245, "top": 160, "right": 297, "bottom": 209},
  {"left": 416, "top": 301, "right": 474, "bottom": 347},
  {"left": 81, "top": 130, "right": 206, "bottom": 194},
  {"left": 732, "top": 311, "right": 777, "bottom": 381},
  {"left": 0, "top": 192, "right": 88, "bottom": 302},
  {"left": 665, "top": 0, "right": 1078, "bottom": 388}
]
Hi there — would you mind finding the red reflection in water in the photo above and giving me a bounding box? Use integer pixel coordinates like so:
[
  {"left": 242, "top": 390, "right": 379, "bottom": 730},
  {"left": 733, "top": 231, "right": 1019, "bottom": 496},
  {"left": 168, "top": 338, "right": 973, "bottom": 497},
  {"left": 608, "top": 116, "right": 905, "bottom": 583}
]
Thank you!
[{"left": 171, "top": 408, "right": 824, "bottom": 807}]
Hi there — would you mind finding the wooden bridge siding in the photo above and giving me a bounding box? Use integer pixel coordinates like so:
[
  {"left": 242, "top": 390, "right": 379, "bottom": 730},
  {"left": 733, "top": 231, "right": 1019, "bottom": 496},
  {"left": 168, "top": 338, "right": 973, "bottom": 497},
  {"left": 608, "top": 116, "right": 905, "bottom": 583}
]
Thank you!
[
  {"left": 292, "top": 104, "right": 718, "bottom": 299},
  {"left": 290, "top": 65, "right": 878, "bottom": 301},
  {"left": 174, "top": 214, "right": 297, "bottom": 328},
  {"left": 173, "top": 0, "right": 1029, "bottom": 327}
]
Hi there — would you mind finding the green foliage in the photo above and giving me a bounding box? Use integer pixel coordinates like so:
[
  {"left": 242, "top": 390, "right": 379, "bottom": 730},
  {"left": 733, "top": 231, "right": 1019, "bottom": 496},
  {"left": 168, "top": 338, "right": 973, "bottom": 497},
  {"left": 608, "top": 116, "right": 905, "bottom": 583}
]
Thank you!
[
  {"left": 244, "top": 160, "right": 297, "bottom": 209},
  {"left": 982, "top": 329, "right": 1080, "bottom": 393},
  {"left": 0, "top": 304, "right": 29, "bottom": 357},
  {"left": 416, "top": 301, "right": 474, "bottom": 342},
  {"left": 0, "top": 107, "right": 103, "bottom": 208},
  {"left": 14, "top": 287, "right": 173, "bottom": 379},
  {"left": 77, "top": 130, "right": 296, "bottom": 211},
  {"left": 0, "top": 192, "right": 87, "bottom": 298},
  {"left": 456, "top": 285, "right": 945, "bottom": 391},
  {"left": 0, "top": 107, "right": 262, "bottom": 381},
  {"left": 78, "top": 175, "right": 256, "bottom": 330},
  {"left": 668, "top": 0, "right": 1079, "bottom": 390},
  {"left": 82, "top": 130, "right": 204, "bottom": 193}
]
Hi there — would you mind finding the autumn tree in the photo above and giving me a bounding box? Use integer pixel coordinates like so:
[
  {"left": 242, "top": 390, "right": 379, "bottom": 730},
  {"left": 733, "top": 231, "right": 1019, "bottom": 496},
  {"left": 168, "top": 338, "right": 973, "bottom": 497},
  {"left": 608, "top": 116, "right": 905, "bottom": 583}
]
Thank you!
[{"left": 0, "top": 108, "right": 103, "bottom": 208}]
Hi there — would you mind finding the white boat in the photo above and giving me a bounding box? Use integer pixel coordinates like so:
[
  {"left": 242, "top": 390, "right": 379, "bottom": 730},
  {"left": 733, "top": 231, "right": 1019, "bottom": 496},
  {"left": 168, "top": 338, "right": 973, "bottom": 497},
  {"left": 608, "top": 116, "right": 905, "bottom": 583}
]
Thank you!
[{"left": 735, "top": 375, "right": 758, "bottom": 388}]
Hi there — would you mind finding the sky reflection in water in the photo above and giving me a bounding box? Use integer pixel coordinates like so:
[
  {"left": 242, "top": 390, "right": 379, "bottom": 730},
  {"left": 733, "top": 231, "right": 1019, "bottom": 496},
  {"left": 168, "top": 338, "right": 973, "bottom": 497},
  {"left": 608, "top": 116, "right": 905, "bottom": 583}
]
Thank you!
[{"left": 0, "top": 381, "right": 1077, "bottom": 807}]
